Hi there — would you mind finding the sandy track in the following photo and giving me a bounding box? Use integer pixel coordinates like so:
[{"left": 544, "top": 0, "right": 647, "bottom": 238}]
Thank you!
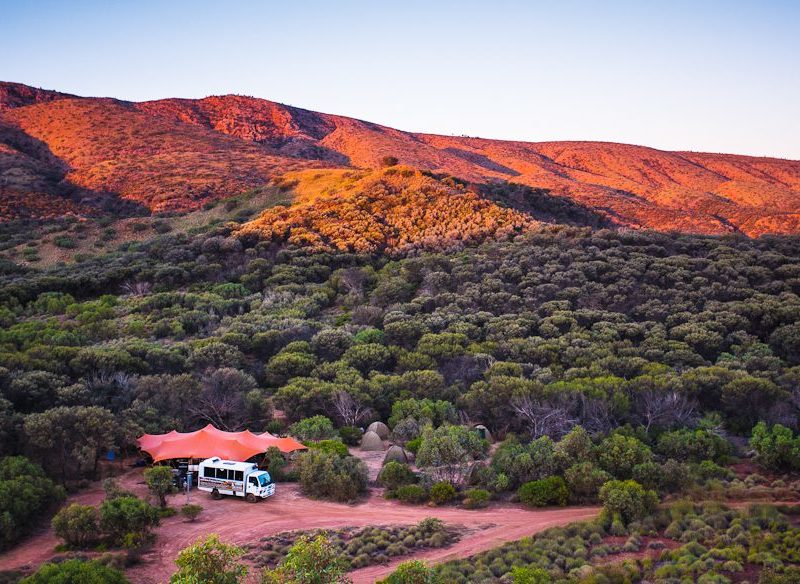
[{"left": 0, "top": 468, "right": 600, "bottom": 583}]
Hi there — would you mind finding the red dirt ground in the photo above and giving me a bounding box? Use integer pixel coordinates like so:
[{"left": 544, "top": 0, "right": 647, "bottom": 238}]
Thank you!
[{"left": 0, "top": 468, "right": 599, "bottom": 583}]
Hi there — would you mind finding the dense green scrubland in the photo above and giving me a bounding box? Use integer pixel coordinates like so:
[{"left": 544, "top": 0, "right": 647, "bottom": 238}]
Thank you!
[{"left": 1, "top": 224, "right": 800, "bottom": 581}]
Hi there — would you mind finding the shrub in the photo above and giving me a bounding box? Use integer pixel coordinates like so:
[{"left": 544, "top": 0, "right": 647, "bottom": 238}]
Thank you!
[
  {"left": 517, "top": 477, "right": 569, "bottom": 507},
  {"left": 749, "top": 422, "right": 800, "bottom": 472},
  {"left": 99, "top": 496, "right": 159, "bottom": 547},
  {"left": 405, "top": 437, "right": 422, "bottom": 454},
  {"left": 21, "top": 559, "right": 129, "bottom": 583},
  {"left": 263, "top": 447, "right": 289, "bottom": 482},
  {"left": 288, "top": 416, "right": 337, "bottom": 442},
  {"left": 381, "top": 156, "right": 400, "bottom": 167},
  {"left": 564, "top": 462, "right": 611, "bottom": 502},
  {"left": 378, "top": 461, "right": 416, "bottom": 491},
  {"left": 262, "top": 534, "right": 347, "bottom": 584},
  {"left": 395, "top": 484, "right": 428, "bottom": 504},
  {"left": 463, "top": 488, "right": 490, "bottom": 509},
  {"left": 52, "top": 503, "right": 99, "bottom": 548},
  {"left": 598, "top": 434, "right": 653, "bottom": 479},
  {"left": 599, "top": 480, "right": 658, "bottom": 525},
  {"left": 0, "top": 456, "right": 65, "bottom": 550},
  {"left": 379, "top": 560, "right": 439, "bottom": 583},
  {"left": 296, "top": 450, "right": 368, "bottom": 502},
  {"left": 338, "top": 426, "right": 362, "bottom": 446},
  {"left": 144, "top": 465, "right": 175, "bottom": 507},
  {"left": 53, "top": 236, "right": 76, "bottom": 249},
  {"left": 171, "top": 534, "right": 247, "bottom": 584},
  {"left": 308, "top": 439, "right": 349, "bottom": 457},
  {"left": 180, "top": 504, "right": 203, "bottom": 522},
  {"left": 430, "top": 482, "right": 457, "bottom": 505}
]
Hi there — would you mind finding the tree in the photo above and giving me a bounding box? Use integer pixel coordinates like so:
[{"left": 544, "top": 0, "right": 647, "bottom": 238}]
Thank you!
[
  {"left": 262, "top": 534, "right": 349, "bottom": 584},
  {"left": 21, "top": 559, "right": 129, "bottom": 584},
  {"left": 331, "top": 391, "right": 372, "bottom": 427},
  {"left": 144, "top": 465, "right": 175, "bottom": 507},
  {"left": 171, "top": 534, "right": 247, "bottom": 584},
  {"left": 379, "top": 560, "right": 439, "bottom": 583},
  {"left": 52, "top": 503, "right": 99, "bottom": 548},
  {"left": 510, "top": 393, "right": 577, "bottom": 439},
  {"left": 288, "top": 416, "right": 338, "bottom": 442},
  {"left": 99, "top": 496, "right": 159, "bottom": 547},
  {"left": 0, "top": 456, "right": 65, "bottom": 549},
  {"left": 416, "top": 425, "right": 487, "bottom": 485},
  {"left": 188, "top": 368, "right": 263, "bottom": 431},
  {"left": 295, "top": 450, "right": 368, "bottom": 502},
  {"left": 599, "top": 480, "right": 658, "bottom": 525},
  {"left": 597, "top": 434, "right": 653, "bottom": 479},
  {"left": 23, "top": 406, "right": 116, "bottom": 482}
]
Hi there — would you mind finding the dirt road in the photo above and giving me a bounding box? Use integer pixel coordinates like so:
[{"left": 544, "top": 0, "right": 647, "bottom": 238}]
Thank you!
[{"left": 0, "top": 469, "right": 600, "bottom": 583}]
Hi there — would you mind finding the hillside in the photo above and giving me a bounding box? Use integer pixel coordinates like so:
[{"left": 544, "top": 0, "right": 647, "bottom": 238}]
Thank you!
[{"left": 1, "top": 82, "right": 799, "bottom": 236}]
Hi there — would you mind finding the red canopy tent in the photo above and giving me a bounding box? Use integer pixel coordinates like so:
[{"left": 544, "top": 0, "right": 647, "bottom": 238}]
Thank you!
[{"left": 137, "top": 424, "right": 306, "bottom": 462}]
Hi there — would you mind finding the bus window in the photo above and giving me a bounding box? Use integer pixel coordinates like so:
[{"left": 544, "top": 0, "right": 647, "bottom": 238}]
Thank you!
[
  {"left": 234, "top": 470, "right": 243, "bottom": 482},
  {"left": 249, "top": 476, "right": 258, "bottom": 487},
  {"left": 203, "top": 467, "right": 215, "bottom": 478},
  {"left": 216, "top": 468, "right": 228, "bottom": 480}
]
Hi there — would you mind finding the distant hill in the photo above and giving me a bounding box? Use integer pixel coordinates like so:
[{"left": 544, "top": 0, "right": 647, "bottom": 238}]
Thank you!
[{"left": 1, "top": 81, "right": 799, "bottom": 237}]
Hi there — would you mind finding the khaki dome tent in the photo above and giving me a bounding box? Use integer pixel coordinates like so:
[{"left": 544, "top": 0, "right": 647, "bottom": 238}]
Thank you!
[
  {"left": 383, "top": 444, "right": 411, "bottom": 465},
  {"left": 367, "top": 421, "right": 390, "bottom": 439},
  {"left": 360, "top": 430, "right": 384, "bottom": 451}
]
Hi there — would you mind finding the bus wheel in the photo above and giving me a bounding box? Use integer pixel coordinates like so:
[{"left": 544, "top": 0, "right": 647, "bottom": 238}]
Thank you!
[
  {"left": 212, "top": 488, "right": 221, "bottom": 500},
  {"left": 246, "top": 493, "right": 257, "bottom": 503}
]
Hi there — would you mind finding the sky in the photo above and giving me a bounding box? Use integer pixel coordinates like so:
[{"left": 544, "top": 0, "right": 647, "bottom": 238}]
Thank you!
[{"left": 2, "top": 0, "right": 799, "bottom": 159}]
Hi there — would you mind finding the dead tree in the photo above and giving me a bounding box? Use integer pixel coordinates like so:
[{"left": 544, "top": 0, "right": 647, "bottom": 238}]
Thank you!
[
  {"left": 510, "top": 394, "right": 578, "bottom": 438},
  {"left": 332, "top": 391, "right": 372, "bottom": 427},
  {"left": 634, "top": 390, "right": 697, "bottom": 432}
]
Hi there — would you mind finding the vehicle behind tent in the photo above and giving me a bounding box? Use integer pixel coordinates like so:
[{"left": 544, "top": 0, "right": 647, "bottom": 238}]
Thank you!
[{"left": 197, "top": 457, "right": 275, "bottom": 502}]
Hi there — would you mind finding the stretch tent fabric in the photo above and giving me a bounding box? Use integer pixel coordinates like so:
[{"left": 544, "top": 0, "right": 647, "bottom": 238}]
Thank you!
[{"left": 138, "top": 424, "right": 306, "bottom": 462}]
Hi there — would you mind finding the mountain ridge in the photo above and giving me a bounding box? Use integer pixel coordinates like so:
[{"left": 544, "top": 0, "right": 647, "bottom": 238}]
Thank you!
[{"left": 1, "top": 81, "right": 799, "bottom": 237}]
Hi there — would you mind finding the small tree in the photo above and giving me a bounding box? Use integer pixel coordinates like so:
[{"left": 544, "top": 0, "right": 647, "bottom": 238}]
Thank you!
[
  {"left": 381, "top": 155, "right": 399, "bottom": 167},
  {"left": 288, "top": 416, "right": 337, "bottom": 442},
  {"left": 99, "top": 496, "right": 159, "bottom": 547},
  {"left": 517, "top": 476, "right": 568, "bottom": 508},
  {"left": 262, "top": 534, "right": 349, "bottom": 584},
  {"left": 171, "top": 534, "right": 247, "bottom": 584},
  {"left": 598, "top": 480, "right": 658, "bottom": 525},
  {"left": 379, "top": 560, "right": 439, "bottom": 583},
  {"left": 52, "top": 503, "right": 99, "bottom": 548},
  {"left": 144, "top": 466, "right": 175, "bottom": 507},
  {"left": 296, "top": 450, "right": 368, "bottom": 502}
]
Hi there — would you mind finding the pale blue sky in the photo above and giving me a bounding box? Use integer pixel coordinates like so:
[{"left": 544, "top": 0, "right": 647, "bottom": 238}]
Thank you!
[{"left": 1, "top": 0, "right": 798, "bottom": 159}]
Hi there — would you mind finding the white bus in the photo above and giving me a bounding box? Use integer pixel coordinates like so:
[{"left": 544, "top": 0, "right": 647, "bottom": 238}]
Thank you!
[{"left": 197, "top": 457, "right": 275, "bottom": 502}]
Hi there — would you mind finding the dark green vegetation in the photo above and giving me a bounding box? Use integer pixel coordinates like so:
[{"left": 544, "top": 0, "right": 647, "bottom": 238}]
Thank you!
[
  {"left": 245, "top": 518, "right": 461, "bottom": 570},
  {"left": 0, "top": 457, "right": 64, "bottom": 549},
  {"left": 425, "top": 503, "right": 800, "bottom": 583},
  {"left": 0, "top": 215, "right": 799, "bottom": 576}
]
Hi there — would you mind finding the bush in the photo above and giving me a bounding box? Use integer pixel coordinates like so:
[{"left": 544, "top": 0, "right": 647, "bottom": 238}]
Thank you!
[
  {"left": 430, "top": 482, "right": 457, "bottom": 505},
  {"left": 598, "top": 434, "right": 653, "bottom": 479},
  {"left": 288, "top": 416, "right": 337, "bottom": 442},
  {"left": 379, "top": 462, "right": 416, "bottom": 492},
  {"left": 0, "top": 456, "right": 65, "bottom": 550},
  {"left": 52, "top": 503, "right": 99, "bottom": 548},
  {"left": 339, "top": 426, "right": 362, "bottom": 446},
  {"left": 180, "top": 504, "right": 203, "bottom": 522},
  {"left": 750, "top": 422, "right": 800, "bottom": 472},
  {"left": 517, "top": 477, "right": 569, "bottom": 507},
  {"left": 99, "top": 496, "right": 159, "bottom": 547},
  {"left": 308, "top": 439, "right": 349, "bottom": 457},
  {"left": 171, "top": 534, "right": 247, "bottom": 584},
  {"left": 395, "top": 484, "right": 428, "bottom": 504},
  {"left": 263, "top": 447, "right": 289, "bottom": 482},
  {"left": 296, "top": 450, "right": 368, "bottom": 502},
  {"left": 21, "top": 559, "right": 129, "bottom": 583},
  {"left": 381, "top": 156, "right": 400, "bottom": 167},
  {"left": 463, "top": 488, "right": 490, "bottom": 509},
  {"left": 599, "top": 480, "right": 658, "bottom": 525},
  {"left": 379, "top": 560, "right": 439, "bottom": 583}
]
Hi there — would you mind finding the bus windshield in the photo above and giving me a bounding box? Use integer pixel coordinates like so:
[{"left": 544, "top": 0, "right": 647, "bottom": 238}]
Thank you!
[{"left": 257, "top": 473, "right": 270, "bottom": 486}]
